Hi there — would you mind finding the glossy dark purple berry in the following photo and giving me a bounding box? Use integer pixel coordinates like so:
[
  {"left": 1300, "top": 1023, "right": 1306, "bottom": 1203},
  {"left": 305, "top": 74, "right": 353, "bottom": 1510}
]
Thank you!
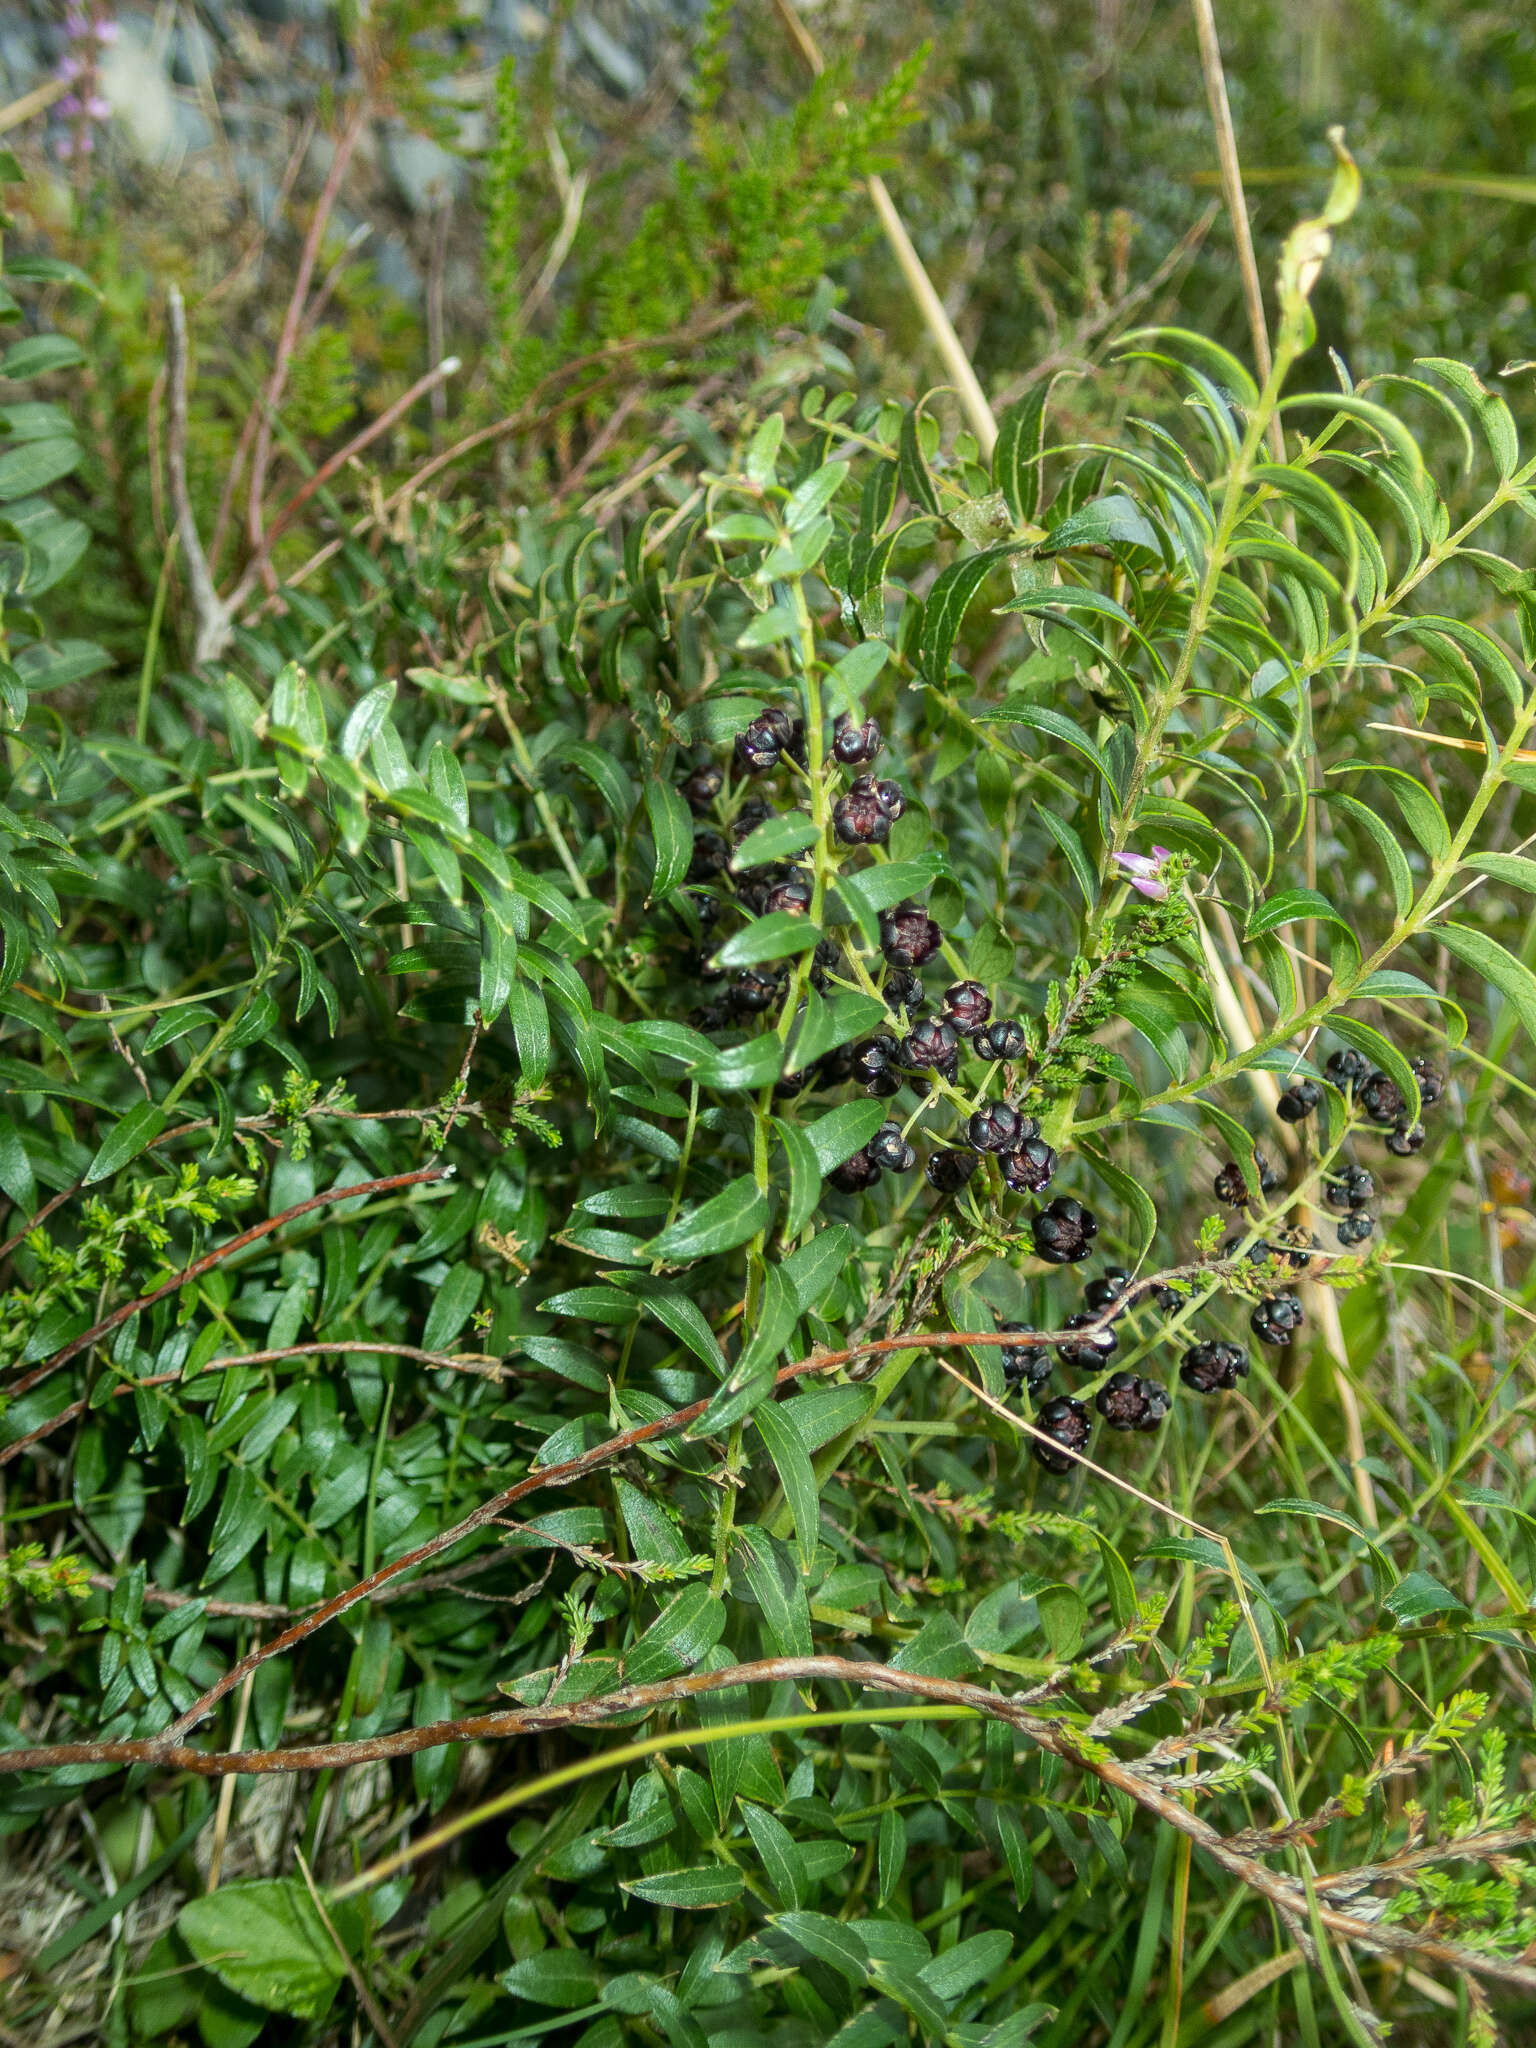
[
  {"left": 1096, "top": 1372, "right": 1170, "bottom": 1432},
  {"left": 1257, "top": 1152, "right": 1283, "bottom": 1194},
  {"left": 1386, "top": 1120, "right": 1425, "bottom": 1157},
  {"left": 680, "top": 763, "right": 723, "bottom": 812},
  {"left": 941, "top": 982, "right": 991, "bottom": 1032},
  {"left": 1057, "top": 1312, "right": 1118, "bottom": 1371},
  {"left": 1410, "top": 1058, "right": 1444, "bottom": 1107},
  {"left": 833, "top": 777, "right": 891, "bottom": 846},
  {"left": 868, "top": 1121, "right": 916, "bottom": 1173},
  {"left": 1277, "top": 1079, "right": 1323, "bottom": 1124},
  {"left": 763, "top": 874, "right": 813, "bottom": 915},
  {"left": 1000, "top": 1322, "right": 1050, "bottom": 1392},
  {"left": 1360, "top": 1071, "right": 1407, "bottom": 1126},
  {"left": 1032, "top": 1395, "right": 1091, "bottom": 1473},
  {"left": 975, "top": 1017, "right": 1027, "bottom": 1061},
  {"left": 729, "top": 967, "right": 782, "bottom": 1015},
  {"left": 874, "top": 780, "right": 906, "bottom": 821},
  {"left": 1324, "top": 1164, "right": 1374, "bottom": 1212},
  {"left": 735, "top": 707, "right": 794, "bottom": 773},
  {"left": 926, "top": 1147, "right": 979, "bottom": 1193},
  {"left": 774, "top": 1069, "right": 810, "bottom": 1099},
  {"left": 688, "top": 831, "right": 729, "bottom": 881},
  {"left": 1084, "top": 1268, "right": 1131, "bottom": 1314},
  {"left": 1250, "top": 1293, "right": 1304, "bottom": 1345},
  {"left": 1179, "top": 1340, "right": 1248, "bottom": 1394},
  {"left": 967, "top": 1101, "right": 1031, "bottom": 1153},
  {"left": 1032, "top": 1197, "right": 1098, "bottom": 1265},
  {"left": 1148, "top": 1284, "right": 1181, "bottom": 1313},
  {"left": 832, "top": 713, "right": 883, "bottom": 766},
  {"left": 883, "top": 968, "right": 925, "bottom": 1016},
  {"left": 808, "top": 937, "right": 840, "bottom": 993},
  {"left": 1214, "top": 1162, "right": 1250, "bottom": 1207},
  {"left": 880, "top": 904, "right": 943, "bottom": 969},
  {"left": 898, "top": 1019, "right": 958, "bottom": 1071},
  {"left": 1336, "top": 1211, "right": 1376, "bottom": 1246},
  {"left": 1001, "top": 1138, "right": 1057, "bottom": 1194},
  {"left": 1325, "top": 1047, "right": 1371, "bottom": 1091},
  {"left": 829, "top": 1148, "right": 881, "bottom": 1194},
  {"left": 851, "top": 1034, "right": 899, "bottom": 1097}
]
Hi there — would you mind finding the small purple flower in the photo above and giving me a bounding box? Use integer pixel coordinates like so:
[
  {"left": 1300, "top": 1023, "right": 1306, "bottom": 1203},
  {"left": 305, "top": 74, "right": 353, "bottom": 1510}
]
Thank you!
[{"left": 1112, "top": 845, "right": 1174, "bottom": 901}]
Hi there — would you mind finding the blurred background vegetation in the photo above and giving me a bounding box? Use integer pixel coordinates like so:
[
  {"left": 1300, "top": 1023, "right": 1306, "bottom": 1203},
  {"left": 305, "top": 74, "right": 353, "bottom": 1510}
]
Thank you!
[{"left": 4, "top": 0, "right": 1536, "bottom": 689}]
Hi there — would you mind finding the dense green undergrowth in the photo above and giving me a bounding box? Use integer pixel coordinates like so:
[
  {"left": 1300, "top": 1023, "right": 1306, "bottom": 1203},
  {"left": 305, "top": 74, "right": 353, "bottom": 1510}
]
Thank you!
[{"left": 4, "top": 10, "right": 1536, "bottom": 2048}]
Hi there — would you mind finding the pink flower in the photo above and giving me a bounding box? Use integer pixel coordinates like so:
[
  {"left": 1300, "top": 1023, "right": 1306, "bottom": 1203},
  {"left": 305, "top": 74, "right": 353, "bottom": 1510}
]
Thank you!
[{"left": 1112, "top": 845, "right": 1174, "bottom": 901}]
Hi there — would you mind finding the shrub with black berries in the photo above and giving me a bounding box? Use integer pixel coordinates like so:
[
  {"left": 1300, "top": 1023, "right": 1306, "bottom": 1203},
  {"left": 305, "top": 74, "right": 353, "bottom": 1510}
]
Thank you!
[
  {"left": 9, "top": 146, "right": 1536, "bottom": 2048},
  {"left": 1032, "top": 1396, "right": 1092, "bottom": 1472},
  {"left": 1032, "top": 1198, "right": 1099, "bottom": 1264},
  {"left": 1096, "top": 1373, "right": 1171, "bottom": 1432}
]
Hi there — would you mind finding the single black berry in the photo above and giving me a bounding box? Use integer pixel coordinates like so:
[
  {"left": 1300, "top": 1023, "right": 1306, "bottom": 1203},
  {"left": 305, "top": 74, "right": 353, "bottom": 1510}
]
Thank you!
[
  {"left": 880, "top": 903, "right": 943, "bottom": 968},
  {"left": 1148, "top": 1283, "right": 1181, "bottom": 1313},
  {"left": 1336, "top": 1211, "right": 1376, "bottom": 1247},
  {"left": 926, "top": 1147, "right": 979, "bottom": 1193},
  {"left": 942, "top": 981, "right": 991, "bottom": 1032},
  {"left": 680, "top": 763, "right": 723, "bottom": 813},
  {"left": 851, "top": 1034, "right": 901, "bottom": 1098},
  {"left": 883, "top": 968, "right": 926, "bottom": 1016},
  {"left": 1032, "top": 1197, "right": 1098, "bottom": 1265},
  {"left": 1277, "top": 1079, "right": 1323, "bottom": 1124},
  {"left": 1057, "top": 1312, "right": 1118, "bottom": 1371},
  {"left": 832, "top": 713, "right": 883, "bottom": 766},
  {"left": 1386, "top": 1120, "right": 1425, "bottom": 1157},
  {"left": 808, "top": 937, "right": 841, "bottom": 993},
  {"left": 688, "top": 831, "right": 729, "bottom": 881},
  {"left": 898, "top": 1019, "right": 958, "bottom": 1071},
  {"left": 1084, "top": 1267, "right": 1131, "bottom": 1314},
  {"left": 1180, "top": 1340, "right": 1248, "bottom": 1394},
  {"left": 1096, "top": 1372, "right": 1171, "bottom": 1432},
  {"left": 1325, "top": 1047, "right": 1371, "bottom": 1091},
  {"left": 1410, "top": 1057, "right": 1444, "bottom": 1107},
  {"left": 1002, "top": 1138, "right": 1058, "bottom": 1194},
  {"left": 735, "top": 707, "right": 794, "bottom": 773},
  {"left": 829, "top": 1147, "right": 881, "bottom": 1193},
  {"left": 868, "top": 1121, "right": 917, "bottom": 1173},
  {"left": 1324, "top": 1164, "right": 1374, "bottom": 1212},
  {"left": 1214, "top": 1162, "right": 1250, "bottom": 1207},
  {"left": 967, "top": 1101, "right": 1032, "bottom": 1154},
  {"left": 1000, "top": 1322, "right": 1051, "bottom": 1392},
  {"left": 1032, "top": 1395, "right": 1091, "bottom": 1473},
  {"left": 763, "top": 874, "right": 813, "bottom": 915},
  {"left": 1360, "top": 1071, "right": 1406, "bottom": 1126},
  {"left": 975, "top": 1017, "right": 1027, "bottom": 1061},
  {"left": 834, "top": 776, "right": 892, "bottom": 847},
  {"left": 1250, "top": 1293, "right": 1305, "bottom": 1345},
  {"left": 874, "top": 780, "right": 906, "bottom": 821},
  {"left": 729, "top": 967, "right": 782, "bottom": 1015}
]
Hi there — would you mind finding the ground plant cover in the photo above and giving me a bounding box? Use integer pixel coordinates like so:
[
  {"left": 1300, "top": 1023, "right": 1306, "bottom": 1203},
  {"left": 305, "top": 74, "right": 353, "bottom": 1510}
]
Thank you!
[{"left": 3, "top": 5, "right": 1536, "bottom": 2046}]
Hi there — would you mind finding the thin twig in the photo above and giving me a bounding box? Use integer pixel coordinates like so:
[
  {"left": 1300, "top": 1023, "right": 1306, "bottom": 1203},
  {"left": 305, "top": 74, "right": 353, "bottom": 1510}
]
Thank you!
[
  {"left": 166, "top": 286, "right": 234, "bottom": 665},
  {"left": 5, "top": 1657, "right": 1533, "bottom": 1998},
  {"left": 1189, "top": 0, "right": 1282, "bottom": 461}
]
